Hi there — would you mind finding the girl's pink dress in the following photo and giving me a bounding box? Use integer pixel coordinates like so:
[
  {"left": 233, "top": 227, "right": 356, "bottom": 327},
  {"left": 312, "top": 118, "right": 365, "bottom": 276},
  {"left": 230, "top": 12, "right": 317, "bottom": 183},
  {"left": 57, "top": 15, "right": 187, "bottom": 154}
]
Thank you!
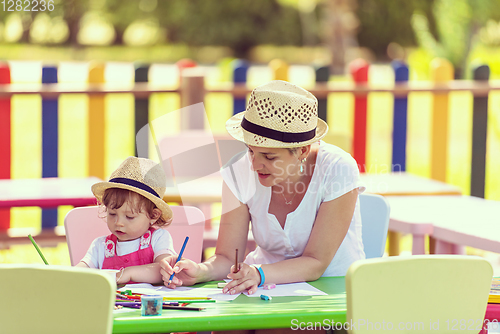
[{"left": 102, "top": 227, "right": 156, "bottom": 270}]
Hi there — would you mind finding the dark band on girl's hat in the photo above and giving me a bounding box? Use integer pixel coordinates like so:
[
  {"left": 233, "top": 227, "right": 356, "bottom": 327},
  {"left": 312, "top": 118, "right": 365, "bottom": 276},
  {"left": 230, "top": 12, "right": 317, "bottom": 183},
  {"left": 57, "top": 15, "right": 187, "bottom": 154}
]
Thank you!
[
  {"left": 108, "top": 178, "right": 160, "bottom": 198},
  {"left": 241, "top": 117, "right": 316, "bottom": 143}
]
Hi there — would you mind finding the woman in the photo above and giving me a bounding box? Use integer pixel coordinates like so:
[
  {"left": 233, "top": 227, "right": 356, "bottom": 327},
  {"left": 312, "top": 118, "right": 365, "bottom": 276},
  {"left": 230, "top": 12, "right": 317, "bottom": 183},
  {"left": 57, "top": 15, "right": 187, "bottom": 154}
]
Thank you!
[{"left": 161, "top": 80, "right": 365, "bottom": 296}]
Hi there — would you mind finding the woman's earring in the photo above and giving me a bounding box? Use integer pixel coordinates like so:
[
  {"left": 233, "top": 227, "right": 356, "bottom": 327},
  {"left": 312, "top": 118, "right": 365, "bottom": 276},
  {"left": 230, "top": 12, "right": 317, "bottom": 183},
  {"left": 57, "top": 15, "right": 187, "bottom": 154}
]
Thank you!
[{"left": 300, "top": 158, "right": 306, "bottom": 173}]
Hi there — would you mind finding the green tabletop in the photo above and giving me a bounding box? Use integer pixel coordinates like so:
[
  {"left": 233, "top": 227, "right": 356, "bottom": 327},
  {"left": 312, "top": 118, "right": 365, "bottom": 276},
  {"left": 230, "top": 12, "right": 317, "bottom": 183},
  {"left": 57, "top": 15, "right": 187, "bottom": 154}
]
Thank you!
[{"left": 113, "top": 277, "right": 347, "bottom": 334}]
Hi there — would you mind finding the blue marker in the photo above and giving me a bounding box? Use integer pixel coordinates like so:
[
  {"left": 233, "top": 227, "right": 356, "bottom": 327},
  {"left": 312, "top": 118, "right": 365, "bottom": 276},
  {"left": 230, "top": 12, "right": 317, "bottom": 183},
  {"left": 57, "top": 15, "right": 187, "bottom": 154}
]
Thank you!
[
  {"left": 168, "top": 236, "right": 189, "bottom": 284},
  {"left": 260, "top": 294, "right": 272, "bottom": 301}
]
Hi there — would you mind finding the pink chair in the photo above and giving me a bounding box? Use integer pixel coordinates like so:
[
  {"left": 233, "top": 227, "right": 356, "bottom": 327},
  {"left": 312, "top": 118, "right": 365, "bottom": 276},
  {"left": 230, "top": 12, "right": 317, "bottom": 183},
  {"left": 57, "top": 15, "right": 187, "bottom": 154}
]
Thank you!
[{"left": 64, "top": 205, "right": 205, "bottom": 266}]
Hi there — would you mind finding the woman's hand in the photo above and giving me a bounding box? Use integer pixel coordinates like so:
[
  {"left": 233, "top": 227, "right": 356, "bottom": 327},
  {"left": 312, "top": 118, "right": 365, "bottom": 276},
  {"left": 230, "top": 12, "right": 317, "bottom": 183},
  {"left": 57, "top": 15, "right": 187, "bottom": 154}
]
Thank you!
[
  {"left": 160, "top": 257, "right": 200, "bottom": 288},
  {"left": 222, "top": 263, "right": 261, "bottom": 295}
]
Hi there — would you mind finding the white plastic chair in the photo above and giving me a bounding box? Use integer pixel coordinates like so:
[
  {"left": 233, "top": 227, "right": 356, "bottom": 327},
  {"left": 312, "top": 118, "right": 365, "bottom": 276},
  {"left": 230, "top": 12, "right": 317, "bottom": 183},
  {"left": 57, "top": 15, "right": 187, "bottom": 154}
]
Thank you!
[
  {"left": 346, "top": 255, "right": 493, "bottom": 334},
  {"left": 0, "top": 264, "right": 115, "bottom": 334},
  {"left": 64, "top": 205, "right": 205, "bottom": 265},
  {"left": 359, "top": 193, "right": 390, "bottom": 258}
]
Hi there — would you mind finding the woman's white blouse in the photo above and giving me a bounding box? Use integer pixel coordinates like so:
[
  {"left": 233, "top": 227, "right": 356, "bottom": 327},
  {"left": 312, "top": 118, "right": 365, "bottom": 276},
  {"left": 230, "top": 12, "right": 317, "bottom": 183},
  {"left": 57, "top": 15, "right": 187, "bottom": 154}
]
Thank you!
[{"left": 220, "top": 141, "right": 366, "bottom": 277}]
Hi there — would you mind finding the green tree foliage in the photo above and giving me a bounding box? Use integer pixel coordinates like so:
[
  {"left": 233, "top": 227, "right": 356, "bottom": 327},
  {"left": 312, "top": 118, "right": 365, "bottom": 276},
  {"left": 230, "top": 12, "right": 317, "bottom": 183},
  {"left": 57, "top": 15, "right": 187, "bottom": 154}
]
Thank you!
[
  {"left": 0, "top": 0, "right": 306, "bottom": 56},
  {"left": 154, "top": 0, "right": 304, "bottom": 58},
  {"left": 62, "top": 0, "right": 90, "bottom": 45},
  {"left": 356, "top": 0, "right": 436, "bottom": 58},
  {"left": 104, "top": 0, "right": 154, "bottom": 45},
  {"left": 411, "top": 0, "right": 500, "bottom": 78}
]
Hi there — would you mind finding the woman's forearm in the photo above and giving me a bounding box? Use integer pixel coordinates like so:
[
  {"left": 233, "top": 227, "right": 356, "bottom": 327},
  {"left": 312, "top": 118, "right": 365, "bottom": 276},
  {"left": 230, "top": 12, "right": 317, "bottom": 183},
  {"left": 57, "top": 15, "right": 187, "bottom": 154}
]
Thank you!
[{"left": 260, "top": 256, "right": 327, "bottom": 285}]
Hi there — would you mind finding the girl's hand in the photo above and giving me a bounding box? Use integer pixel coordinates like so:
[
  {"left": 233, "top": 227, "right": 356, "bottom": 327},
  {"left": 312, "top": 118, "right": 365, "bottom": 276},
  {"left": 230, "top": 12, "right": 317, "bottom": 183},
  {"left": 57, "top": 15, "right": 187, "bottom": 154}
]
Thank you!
[
  {"left": 223, "top": 263, "right": 261, "bottom": 295},
  {"left": 160, "top": 257, "right": 200, "bottom": 288}
]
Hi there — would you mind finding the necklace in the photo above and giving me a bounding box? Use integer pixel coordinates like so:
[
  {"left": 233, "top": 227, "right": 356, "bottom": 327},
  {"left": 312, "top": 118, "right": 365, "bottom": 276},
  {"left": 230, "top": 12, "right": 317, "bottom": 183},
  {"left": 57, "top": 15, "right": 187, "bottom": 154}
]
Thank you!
[{"left": 281, "top": 192, "right": 297, "bottom": 205}]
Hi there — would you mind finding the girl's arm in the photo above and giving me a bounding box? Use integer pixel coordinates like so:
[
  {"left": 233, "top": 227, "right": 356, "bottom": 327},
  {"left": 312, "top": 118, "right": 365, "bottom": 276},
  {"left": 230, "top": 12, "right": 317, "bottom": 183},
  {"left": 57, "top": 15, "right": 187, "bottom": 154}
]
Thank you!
[
  {"left": 76, "top": 258, "right": 168, "bottom": 284},
  {"left": 224, "top": 188, "right": 359, "bottom": 295},
  {"left": 160, "top": 181, "right": 251, "bottom": 286},
  {"left": 117, "top": 253, "right": 173, "bottom": 284}
]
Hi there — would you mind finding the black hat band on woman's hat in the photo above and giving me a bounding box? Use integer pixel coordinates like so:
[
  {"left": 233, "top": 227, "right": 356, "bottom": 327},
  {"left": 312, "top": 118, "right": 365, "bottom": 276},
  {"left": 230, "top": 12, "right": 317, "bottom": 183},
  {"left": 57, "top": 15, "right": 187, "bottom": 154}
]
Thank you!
[
  {"left": 241, "top": 117, "right": 317, "bottom": 143},
  {"left": 225, "top": 80, "right": 329, "bottom": 148}
]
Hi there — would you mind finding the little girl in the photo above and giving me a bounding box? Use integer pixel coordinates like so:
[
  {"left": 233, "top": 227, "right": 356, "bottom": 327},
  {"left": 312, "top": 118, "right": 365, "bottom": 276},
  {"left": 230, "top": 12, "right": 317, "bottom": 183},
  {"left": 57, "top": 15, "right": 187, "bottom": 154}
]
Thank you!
[{"left": 76, "top": 156, "right": 178, "bottom": 284}]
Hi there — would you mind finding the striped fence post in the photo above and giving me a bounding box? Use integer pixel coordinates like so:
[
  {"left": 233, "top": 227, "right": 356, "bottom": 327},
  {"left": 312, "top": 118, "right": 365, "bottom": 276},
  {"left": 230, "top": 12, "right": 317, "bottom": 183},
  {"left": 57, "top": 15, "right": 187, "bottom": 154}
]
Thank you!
[
  {"left": 134, "top": 64, "right": 150, "bottom": 158},
  {"left": 232, "top": 59, "right": 249, "bottom": 115},
  {"left": 315, "top": 65, "right": 329, "bottom": 122},
  {"left": 180, "top": 68, "right": 205, "bottom": 130},
  {"left": 176, "top": 58, "right": 197, "bottom": 73},
  {"left": 349, "top": 59, "right": 369, "bottom": 173},
  {"left": 217, "top": 57, "right": 236, "bottom": 82},
  {"left": 269, "top": 59, "right": 289, "bottom": 81},
  {"left": 0, "top": 64, "right": 11, "bottom": 232},
  {"left": 386, "top": 61, "right": 409, "bottom": 256},
  {"left": 391, "top": 61, "right": 409, "bottom": 172},
  {"left": 428, "top": 58, "right": 453, "bottom": 254},
  {"left": 41, "top": 66, "right": 59, "bottom": 229},
  {"left": 88, "top": 63, "right": 106, "bottom": 180},
  {"left": 176, "top": 58, "right": 197, "bottom": 111},
  {"left": 470, "top": 65, "right": 490, "bottom": 198},
  {"left": 430, "top": 58, "right": 453, "bottom": 182}
]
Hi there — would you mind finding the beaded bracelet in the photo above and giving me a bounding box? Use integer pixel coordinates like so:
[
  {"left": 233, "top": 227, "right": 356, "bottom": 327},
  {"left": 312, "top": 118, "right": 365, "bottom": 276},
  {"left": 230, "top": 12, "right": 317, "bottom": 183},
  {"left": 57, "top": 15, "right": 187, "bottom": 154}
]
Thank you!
[
  {"left": 252, "top": 265, "right": 265, "bottom": 287},
  {"left": 116, "top": 267, "right": 125, "bottom": 283}
]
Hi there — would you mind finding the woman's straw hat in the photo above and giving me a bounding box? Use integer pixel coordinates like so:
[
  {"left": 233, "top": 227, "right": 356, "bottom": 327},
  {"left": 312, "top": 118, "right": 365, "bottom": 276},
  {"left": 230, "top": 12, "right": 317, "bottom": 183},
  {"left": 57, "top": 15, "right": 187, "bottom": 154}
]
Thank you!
[
  {"left": 226, "top": 80, "right": 328, "bottom": 148},
  {"left": 91, "top": 157, "right": 173, "bottom": 223}
]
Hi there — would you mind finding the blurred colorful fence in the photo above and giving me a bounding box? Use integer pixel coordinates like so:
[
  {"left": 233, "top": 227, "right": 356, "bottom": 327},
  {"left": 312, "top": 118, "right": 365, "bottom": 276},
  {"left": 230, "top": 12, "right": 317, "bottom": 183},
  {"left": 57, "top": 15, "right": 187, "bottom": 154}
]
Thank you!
[{"left": 0, "top": 58, "right": 499, "bottom": 240}]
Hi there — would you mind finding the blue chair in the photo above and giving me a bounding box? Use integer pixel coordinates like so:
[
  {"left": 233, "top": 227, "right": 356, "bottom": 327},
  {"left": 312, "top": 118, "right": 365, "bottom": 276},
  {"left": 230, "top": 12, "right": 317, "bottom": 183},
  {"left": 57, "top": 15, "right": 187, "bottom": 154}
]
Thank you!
[{"left": 359, "top": 193, "right": 390, "bottom": 258}]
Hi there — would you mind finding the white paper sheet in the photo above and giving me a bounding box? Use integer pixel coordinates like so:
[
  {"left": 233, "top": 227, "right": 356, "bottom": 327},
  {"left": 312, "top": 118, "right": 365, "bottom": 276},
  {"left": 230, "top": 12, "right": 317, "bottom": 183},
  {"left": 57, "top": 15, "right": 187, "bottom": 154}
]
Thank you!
[
  {"left": 244, "top": 282, "right": 327, "bottom": 297},
  {"left": 119, "top": 281, "right": 326, "bottom": 301}
]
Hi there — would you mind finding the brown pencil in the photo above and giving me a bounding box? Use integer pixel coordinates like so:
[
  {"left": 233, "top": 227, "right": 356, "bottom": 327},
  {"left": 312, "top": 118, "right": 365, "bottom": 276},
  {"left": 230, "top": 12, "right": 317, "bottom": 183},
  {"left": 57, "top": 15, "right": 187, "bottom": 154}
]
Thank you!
[{"left": 234, "top": 248, "right": 239, "bottom": 273}]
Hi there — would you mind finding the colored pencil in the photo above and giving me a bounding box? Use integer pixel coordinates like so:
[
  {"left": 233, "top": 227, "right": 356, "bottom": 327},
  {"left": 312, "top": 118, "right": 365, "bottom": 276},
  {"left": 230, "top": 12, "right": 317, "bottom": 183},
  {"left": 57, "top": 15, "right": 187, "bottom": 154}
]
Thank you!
[
  {"left": 170, "top": 299, "right": 216, "bottom": 304},
  {"left": 162, "top": 297, "right": 212, "bottom": 300},
  {"left": 115, "top": 302, "right": 141, "bottom": 306},
  {"left": 117, "top": 294, "right": 140, "bottom": 300},
  {"left": 115, "top": 302, "right": 204, "bottom": 311},
  {"left": 163, "top": 305, "right": 205, "bottom": 311},
  {"left": 115, "top": 301, "right": 179, "bottom": 306},
  {"left": 234, "top": 248, "right": 239, "bottom": 273},
  {"left": 116, "top": 303, "right": 141, "bottom": 309},
  {"left": 28, "top": 234, "right": 49, "bottom": 265},
  {"left": 168, "top": 236, "right": 189, "bottom": 284}
]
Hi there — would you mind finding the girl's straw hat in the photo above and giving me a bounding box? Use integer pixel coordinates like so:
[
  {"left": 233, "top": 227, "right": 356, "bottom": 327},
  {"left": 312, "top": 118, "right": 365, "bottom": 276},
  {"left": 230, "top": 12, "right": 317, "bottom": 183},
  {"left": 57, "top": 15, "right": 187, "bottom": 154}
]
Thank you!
[
  {"left": 91, "top": 157, "right": 173, "bottom": 222},
  {"left": 226, "top": 80, "right": 328, "bottom": 148}
]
